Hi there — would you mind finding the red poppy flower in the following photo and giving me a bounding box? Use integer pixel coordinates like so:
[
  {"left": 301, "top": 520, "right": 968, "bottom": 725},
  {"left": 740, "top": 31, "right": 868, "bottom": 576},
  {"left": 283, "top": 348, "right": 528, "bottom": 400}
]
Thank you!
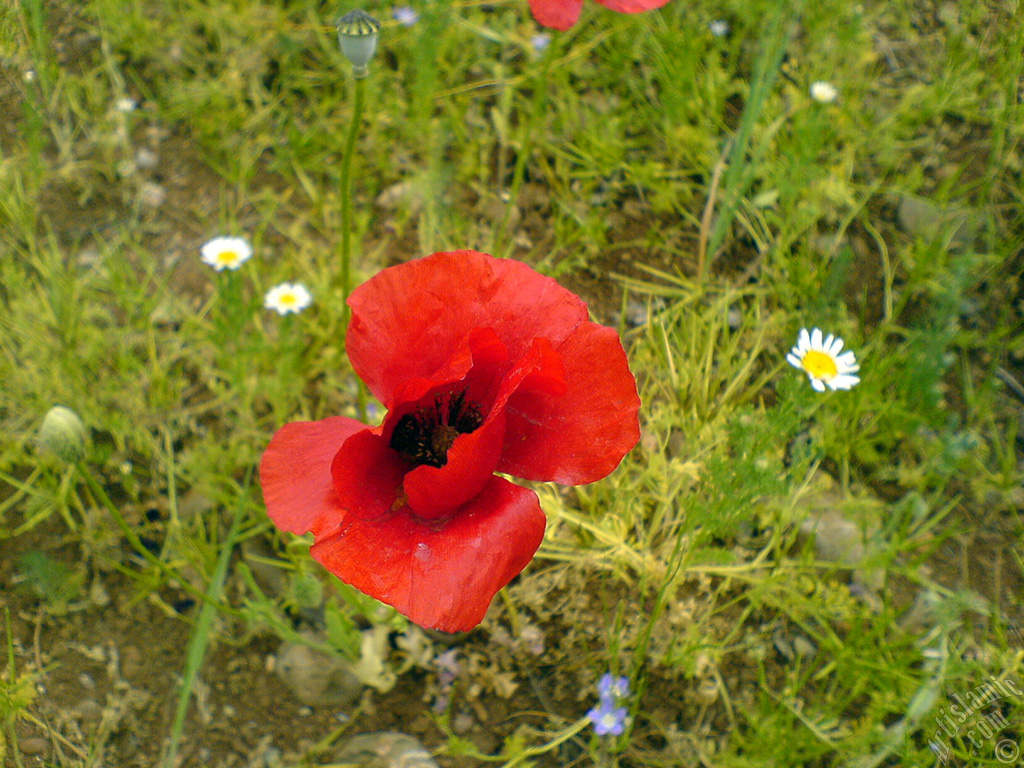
[
  {"left": 529, "top": 0, "right": 672, "bottom": 31},
  {"left": 260, "top": 251, "right": 640, "bottom": 632}
]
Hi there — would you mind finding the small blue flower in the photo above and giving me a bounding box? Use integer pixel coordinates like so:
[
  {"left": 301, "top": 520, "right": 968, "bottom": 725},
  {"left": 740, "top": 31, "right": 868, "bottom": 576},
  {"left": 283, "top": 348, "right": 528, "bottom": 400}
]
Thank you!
[
  {"left": 588, "top": 673, "right": 630, "bottom": 736},
  {"left": 588, "top": 702, "right": 628, "bottom": 736},
  {"left": 531, "top": 33, "right": 551, "bottom": 53},
  {"left": 709, "top": 19, "right": 729, "bottom": 37},
  {"left": 597, "top": 673, "right": 630, "bottom": 703},
  {"left": 393, "top": 6, "right": 419, "bottom": 26}
]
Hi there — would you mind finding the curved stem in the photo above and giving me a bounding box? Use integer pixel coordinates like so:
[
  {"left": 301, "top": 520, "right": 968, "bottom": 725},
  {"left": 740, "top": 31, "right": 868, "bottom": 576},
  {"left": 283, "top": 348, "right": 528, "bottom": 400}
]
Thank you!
[
  {"left": 337, "top": 74, "right": 369, "bottom": 421},
  {"left": 337, "top": 74, "right": 366, "bottom": 310}
]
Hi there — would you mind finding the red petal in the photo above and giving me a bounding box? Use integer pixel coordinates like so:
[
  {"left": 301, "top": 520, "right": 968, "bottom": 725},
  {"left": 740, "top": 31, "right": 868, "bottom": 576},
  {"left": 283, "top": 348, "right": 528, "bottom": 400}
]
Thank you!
[
  {"left": 594, "top": 0, "right": 671, "bottom": 11},
  {"left": 377, "top": 328, "right": 511, "bottom": 520},
  {"left": 403, "top": 409, "right": 507, "bottom": 519},
  {"left": 347, "top": 251, "right": 588, "bottom": 405},
  {"left": 528, "top": 0, "right": 583, "bottom": 29},
  {"left": 260, "top": 416, "right": 366, "bottom": 537},
  {"left": 398, "top": 332, "right": 561, "bottom": 520},
  {"left": 331, "top": 429, "right": 408, "bottom": 521},
  {"left": 309, "top": 477, "right": 547, "bottom": 632},
  {"left": 498, "top": 321, "right": 640, "bottom": 484},
  {"left": 494, "top": 336, "right": 567, "bottom": 406}
]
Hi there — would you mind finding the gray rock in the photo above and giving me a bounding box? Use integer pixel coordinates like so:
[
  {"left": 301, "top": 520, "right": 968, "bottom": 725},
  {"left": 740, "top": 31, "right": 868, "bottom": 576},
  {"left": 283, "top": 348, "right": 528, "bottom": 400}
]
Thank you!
[
  {"left": 803, "top": 509, "right": 864, "bottom": 564},
  {"left": 333, "top": 732, "right": 439, "bottom": 768},
  {"left": 274, "top": 637, "right": 363, "bottom": 708}
]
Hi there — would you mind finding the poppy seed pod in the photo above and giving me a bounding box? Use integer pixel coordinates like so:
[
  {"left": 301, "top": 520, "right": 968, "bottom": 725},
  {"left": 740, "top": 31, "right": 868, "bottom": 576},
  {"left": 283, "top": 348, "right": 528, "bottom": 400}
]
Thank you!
[
  {"left": 337, "top": 10, "right": 380, "bottom": 78},
  {"left": 38, "top": 406, "right": 87, "bottom": 463}
]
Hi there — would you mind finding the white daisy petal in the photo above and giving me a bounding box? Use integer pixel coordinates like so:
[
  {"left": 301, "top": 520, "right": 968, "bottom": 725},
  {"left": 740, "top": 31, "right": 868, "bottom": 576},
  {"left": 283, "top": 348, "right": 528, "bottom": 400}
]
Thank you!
[
  {"left": 200, "top": 236, "right": 253, "bottom": 272},
  {"left": 810, "top": 81, "right": 838, "bottom": 103},
  {"left": 787, "top": 327, "right": 860, "bottom": 392},
  {"left": 829, "top": 375, "right": 860, "bottom": 390},
  {"left": 264, "top": 282, "right": 312, "bottom": 315}
]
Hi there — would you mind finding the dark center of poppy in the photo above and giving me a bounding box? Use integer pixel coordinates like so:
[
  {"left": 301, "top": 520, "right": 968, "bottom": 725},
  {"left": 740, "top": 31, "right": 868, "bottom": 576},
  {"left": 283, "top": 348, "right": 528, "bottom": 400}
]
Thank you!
[{"left": 389, "top": 389, "right": 484, "bottom": 468}]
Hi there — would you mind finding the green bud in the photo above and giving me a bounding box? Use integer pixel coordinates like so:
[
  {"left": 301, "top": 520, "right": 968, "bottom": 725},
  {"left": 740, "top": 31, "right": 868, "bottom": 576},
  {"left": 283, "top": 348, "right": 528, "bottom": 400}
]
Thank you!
[
  {"left": 38, "top": 406, "right": 87, "bottom": 463},
  {"left": 337, "top": 10, "right": 380, "bottom": 78}
]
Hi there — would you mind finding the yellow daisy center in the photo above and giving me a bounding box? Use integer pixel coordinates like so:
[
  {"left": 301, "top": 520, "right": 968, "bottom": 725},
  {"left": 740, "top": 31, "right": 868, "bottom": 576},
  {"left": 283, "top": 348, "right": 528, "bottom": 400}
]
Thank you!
[
  {"left": 802, "top": 350, "right": 838, "bottom": 380},
  {"left": 280, "top": 294, "right": 296, "bottom": 305},
  {"left": 217, "top": 251, "right": 238, "bottom": 265}
]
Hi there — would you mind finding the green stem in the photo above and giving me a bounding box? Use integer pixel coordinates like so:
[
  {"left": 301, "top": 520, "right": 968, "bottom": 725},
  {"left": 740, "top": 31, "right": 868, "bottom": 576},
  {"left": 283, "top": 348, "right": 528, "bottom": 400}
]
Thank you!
[
  {"left": 337, "top": 74, "right": 368, "bottom": 421},
  {"left": 337, "top": 75, "right": 365, "bottom": 310}
]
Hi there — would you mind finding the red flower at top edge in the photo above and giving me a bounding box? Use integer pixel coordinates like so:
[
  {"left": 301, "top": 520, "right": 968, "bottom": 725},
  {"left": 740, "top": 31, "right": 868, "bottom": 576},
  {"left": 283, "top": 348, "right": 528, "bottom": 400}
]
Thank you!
[
  {"left": 259, "top": 251, "right": 640, "bottom": 632},
  {"left": 528, "top": 0, "right": 672, "bottom": 31}
]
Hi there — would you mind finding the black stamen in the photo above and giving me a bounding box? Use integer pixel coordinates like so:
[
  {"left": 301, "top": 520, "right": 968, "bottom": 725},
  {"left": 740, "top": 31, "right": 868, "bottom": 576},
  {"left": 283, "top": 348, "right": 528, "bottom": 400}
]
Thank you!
[{"left": 389, "top": 389, "right": 484, "bottom": 468}]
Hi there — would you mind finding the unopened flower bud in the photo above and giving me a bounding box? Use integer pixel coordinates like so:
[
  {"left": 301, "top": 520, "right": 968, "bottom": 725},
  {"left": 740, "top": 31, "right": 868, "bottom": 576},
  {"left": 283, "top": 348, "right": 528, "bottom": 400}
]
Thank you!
[
  {"left": 337, "top": 10, "right": 380, "bottom": 78},
  {"left": 38, "top": 406, "right": 87, "bottom": 462}
]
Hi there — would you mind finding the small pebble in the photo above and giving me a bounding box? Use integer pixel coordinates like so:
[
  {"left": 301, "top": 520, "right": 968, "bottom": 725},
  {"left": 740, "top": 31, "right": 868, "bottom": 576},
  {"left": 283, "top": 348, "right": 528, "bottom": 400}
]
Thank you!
[
  {"left": 139, "top": 181, "right": 166, "bottom": 208},
  {"left": 136, "top": 147, "right": 159, "bottom": 170},
  {"left": 625, "top": 299, "right": 648, "bottom": 328},
  {"left": 333, "top": 732, "right": 439, "bottom": 768},
  {"left": 20, "top": 737, "right": 48, "bottom": 756},
  {"left": 275, "top": 638, "right": 363, "bottom": 707},
  {"left": 74, "top": 699, "right": 104, "bottom": 724},
  {"left": 262, "top": 746, "right": 283, "bottom": 768},
  {"left": 792, "top": 635, "right": 817, "bottom": 659},
  {"left": 802, "top": 510, "right": 864, "bottom": 564},
  {"left": 452, "top": 712, "right": 475, "bottom": 734}
]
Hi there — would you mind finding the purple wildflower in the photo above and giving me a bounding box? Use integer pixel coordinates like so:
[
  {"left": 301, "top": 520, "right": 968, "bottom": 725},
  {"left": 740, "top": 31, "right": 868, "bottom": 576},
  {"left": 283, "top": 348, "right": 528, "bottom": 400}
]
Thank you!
[
  {"left": 597, "top": 673, "right": 629, "bottom": 702},
  {"left": 589, "top": 672, "right": 630, "bottom": 736},
  {"left": 393, "top": 6, "right": 419, "bottom": 26},
  {"left": 434, "top": 648, "right": 460, "bottom": 688},
  {"left": 588, "top": 702, "right": 628, "bottom": 736}
]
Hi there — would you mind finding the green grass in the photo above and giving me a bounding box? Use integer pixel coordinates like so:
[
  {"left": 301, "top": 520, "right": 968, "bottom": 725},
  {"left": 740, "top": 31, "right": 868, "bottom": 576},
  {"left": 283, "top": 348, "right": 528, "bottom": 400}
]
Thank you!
[{"left": 1, "top": 0, "right": 1023, "bottom": 766}]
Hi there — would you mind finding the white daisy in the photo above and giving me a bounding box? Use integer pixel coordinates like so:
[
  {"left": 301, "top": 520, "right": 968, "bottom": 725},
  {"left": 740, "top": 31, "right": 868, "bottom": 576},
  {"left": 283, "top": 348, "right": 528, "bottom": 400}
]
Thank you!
[
  {"left": 200, "top": 237, "right": 253, "bottom": 271},
  {"left": 709, "top": 20, "right": 729, "bottom": 37},
  {"left": 787, "top": 328, "right": 860, "bottom": 392},
  {"left": 264, "top": 282, "right": 312, "bottom": 315},
  {"left": 810, "top": 81, "right": 838, "bottom": 104}
]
